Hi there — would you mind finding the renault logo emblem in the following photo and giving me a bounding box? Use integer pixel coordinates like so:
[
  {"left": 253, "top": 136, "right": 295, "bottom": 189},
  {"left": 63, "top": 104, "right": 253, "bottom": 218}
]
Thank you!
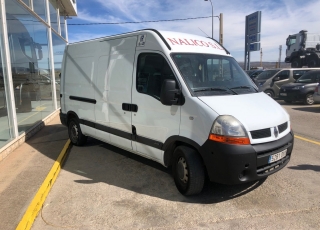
[{"left": 274, "top": 127, "right": 279, "bottom": 138}]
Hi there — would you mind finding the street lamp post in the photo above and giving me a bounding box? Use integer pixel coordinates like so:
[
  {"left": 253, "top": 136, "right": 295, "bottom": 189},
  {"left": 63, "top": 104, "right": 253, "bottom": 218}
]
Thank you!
[{"left": 204, "top": 0, "right": 213, "bottom": 39}]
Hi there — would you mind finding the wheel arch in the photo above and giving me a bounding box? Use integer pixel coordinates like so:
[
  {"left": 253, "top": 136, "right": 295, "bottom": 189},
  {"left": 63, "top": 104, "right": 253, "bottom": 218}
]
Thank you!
[
  {"left": 162, "top": 136, "right": 203, "bottom": 167},
  {"left": 66, "top": 111, "right": 79, "bottom": 125}
]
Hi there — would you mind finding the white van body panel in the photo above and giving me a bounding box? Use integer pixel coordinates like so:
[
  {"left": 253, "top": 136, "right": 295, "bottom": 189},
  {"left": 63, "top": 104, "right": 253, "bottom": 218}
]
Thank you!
[
  {"left": 63, "top": 44, "right": 96, "bottom": 137},
  {"left": 199, "top": 92, "right": 290, "bottom": 144},
  {"left": 99, "top": 36, "right": 137, "bottom": 151},
  {"left": 179, "top": 96, "right": 218, "bottom": 146},
  {"left": 131, "top": 50, "right": 180, "bottom": 163}
]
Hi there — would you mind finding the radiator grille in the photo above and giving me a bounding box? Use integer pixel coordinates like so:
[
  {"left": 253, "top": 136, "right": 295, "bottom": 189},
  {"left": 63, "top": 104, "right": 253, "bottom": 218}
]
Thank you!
[
  {"left": 250, "top": 128, "right": 271, "bottom": 139},
  {"left": 278, "top": 122, "right": 288, "bottom": 133}
]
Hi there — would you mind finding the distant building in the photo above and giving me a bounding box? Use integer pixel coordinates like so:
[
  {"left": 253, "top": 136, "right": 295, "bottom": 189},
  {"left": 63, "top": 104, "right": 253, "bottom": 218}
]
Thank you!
[{"left": 0, "top": 0, "right": 77, "bottom": 157}]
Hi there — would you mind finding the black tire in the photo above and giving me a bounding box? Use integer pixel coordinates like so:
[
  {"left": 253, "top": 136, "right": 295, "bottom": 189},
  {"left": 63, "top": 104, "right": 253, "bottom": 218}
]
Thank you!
[
  {"left": 291, "top": 58, "right": 301, "bottom": 68},
  {"left": 68, "top": 118, "right": 87, "bottom": 146},
  {"left": 172, "top": 146, "right": 205, "bottom": 196},
  {"left": 304, "top": 93, "right": 314, "bottom": 105},
  {"left": 264, "top": 90, "right": 275, "bottom": 98},
  {"left": 284, "top": 100, "right": 292, "bottom": 104},
  {"left": 307, "top": 57, "right": 319, "bottom": 68}
]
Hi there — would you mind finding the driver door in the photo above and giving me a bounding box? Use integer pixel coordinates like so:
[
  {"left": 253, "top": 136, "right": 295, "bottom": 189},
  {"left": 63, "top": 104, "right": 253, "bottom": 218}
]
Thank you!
[{"left": 131, "top": 52, "right": 181, "bottom": 164}]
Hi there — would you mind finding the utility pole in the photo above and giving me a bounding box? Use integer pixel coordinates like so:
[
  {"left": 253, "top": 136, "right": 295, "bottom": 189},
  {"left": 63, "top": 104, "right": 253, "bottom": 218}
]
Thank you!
[
  {"left": 219, "top": 13, "right": 223, "bottom": 45},
  {"left": 278, "top": 45, "right": 282, "bottom": 68},
  {"left": 260, "top": 48, "right": 263, "bottom": 67}
]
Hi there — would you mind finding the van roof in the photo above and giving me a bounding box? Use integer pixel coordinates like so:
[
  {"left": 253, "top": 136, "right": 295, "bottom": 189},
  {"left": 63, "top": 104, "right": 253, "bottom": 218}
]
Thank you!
[{"left": 69, "top": 29, "right": 230, "bottom": 56}]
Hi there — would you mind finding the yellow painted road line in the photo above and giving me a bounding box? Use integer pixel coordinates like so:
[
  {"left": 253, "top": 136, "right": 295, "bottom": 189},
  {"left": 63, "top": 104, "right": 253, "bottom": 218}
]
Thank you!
[
  {"left": 295, "top": 135, "right": 320, "bottom": 146},
  {"left": 16, "top": 140, "right": 71, "bottom": 230}
]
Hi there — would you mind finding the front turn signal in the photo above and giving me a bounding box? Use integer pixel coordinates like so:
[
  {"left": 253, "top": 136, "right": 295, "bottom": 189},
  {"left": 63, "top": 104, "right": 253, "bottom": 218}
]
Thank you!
[{"left": 209, "top": 134, "right": 250, "bottom": 145}]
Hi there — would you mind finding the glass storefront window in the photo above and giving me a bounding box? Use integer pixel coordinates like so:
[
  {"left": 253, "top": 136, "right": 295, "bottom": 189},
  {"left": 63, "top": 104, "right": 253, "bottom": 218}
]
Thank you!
[
  {"left": 5, "top": 0, "right": 52, "bottom": 133},
  {"left": 49, "top": 1, "right": 58, "bottom": 33},
  {"left": 60, "top": 16, "right": 66, "bottom": 39},
  {"left": 52, "top": 33, "right": 66, "bottom": 108},
  {"left": 0, "top": 12, "right": 13, "bottom": 148},
  {"left": 33, "top": 0, "right": 47, "bottom": 22}
]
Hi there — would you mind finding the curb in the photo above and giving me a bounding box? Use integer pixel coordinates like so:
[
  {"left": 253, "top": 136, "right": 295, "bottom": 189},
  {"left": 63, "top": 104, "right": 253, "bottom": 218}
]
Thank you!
[{"left": 16, "top": 139, "right": 71, "bottom": 230}]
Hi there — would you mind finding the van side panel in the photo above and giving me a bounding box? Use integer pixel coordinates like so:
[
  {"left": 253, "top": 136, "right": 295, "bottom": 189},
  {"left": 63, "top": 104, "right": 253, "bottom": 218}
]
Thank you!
[
  {"left": 63, "top": 42, "right": 98, "bottom": 136},
  {"left": 94, "top": 36, "right": 138, "bottom": 151}
]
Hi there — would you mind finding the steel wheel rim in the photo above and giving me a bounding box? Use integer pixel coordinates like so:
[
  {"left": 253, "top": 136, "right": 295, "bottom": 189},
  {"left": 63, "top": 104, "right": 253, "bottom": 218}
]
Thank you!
[
  {"left": 307, "top": 95, "right": 314, "bottom": 104},
  {"left": 177, "top": 157, "right": 188, "bottom": 183},
  {"left": 70, "top": 123, "right": 78, "bottom": 142}
]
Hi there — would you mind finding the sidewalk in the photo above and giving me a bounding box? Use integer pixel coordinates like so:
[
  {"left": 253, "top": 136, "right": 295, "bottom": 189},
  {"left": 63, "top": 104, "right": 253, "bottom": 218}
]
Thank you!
[{"left": 0, "top": 114, "right": 69, "bottom": 230}]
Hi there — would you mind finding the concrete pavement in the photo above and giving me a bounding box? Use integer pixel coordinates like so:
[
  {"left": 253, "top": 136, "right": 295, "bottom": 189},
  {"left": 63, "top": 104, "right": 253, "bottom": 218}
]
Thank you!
[{"left": 0, "top": 115, "right": 69, "bottom": 230}]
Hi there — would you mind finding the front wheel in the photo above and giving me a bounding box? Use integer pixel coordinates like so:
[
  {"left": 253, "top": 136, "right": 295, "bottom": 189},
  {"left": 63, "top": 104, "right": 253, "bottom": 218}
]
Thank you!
[
  {"left": 264, "top": 90, "right": 275, "bottom": 98},
  {"left": 172, "top": 146, "right": 205, "bottom": 196},
  {"left": 68, "top": 118, "right": 87, "bottom": 146},
  {"left": 304, "top": 93, "right": 314, "bottom": 105}
]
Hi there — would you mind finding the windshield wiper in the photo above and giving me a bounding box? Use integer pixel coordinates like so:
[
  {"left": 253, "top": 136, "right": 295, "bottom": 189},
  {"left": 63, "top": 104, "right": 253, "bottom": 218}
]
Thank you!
[
  {"left": 193, "top": 87, "right": 237, "bottom": 94},
  {"left": 230, "top": 85, "right": 258, "bottom": 92}
]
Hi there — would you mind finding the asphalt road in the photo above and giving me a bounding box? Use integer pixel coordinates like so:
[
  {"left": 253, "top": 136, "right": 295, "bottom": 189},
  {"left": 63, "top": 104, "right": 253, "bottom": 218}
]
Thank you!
[{"left": 32, "top": 101, "right": 320, "bottom": 230}]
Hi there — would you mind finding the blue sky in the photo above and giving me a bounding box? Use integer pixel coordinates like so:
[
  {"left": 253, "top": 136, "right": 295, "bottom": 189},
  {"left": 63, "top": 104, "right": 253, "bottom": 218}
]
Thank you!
[{"left": 67, "top": 0, "right": 320, "bottom": 62}]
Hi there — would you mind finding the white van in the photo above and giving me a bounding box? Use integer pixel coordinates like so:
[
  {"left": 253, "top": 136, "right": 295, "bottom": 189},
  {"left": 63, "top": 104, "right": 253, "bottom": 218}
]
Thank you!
[{"left": 60, "top": 29, "right": 294, "bottom": 195}]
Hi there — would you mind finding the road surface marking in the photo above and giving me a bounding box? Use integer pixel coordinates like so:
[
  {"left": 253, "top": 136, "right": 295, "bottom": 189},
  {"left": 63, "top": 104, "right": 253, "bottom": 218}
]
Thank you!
[
  {"left": 295, "top": 135, "right": 320, "bottom": 146},
  {"left": 16, "top": 140, "right": 71, "bottom": 230}
]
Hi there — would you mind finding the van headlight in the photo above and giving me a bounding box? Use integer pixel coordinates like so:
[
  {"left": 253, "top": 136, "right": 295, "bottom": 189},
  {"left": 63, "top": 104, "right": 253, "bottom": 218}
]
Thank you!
[{"left": 209, "top": 115, "right": 250, "bottom": 145}]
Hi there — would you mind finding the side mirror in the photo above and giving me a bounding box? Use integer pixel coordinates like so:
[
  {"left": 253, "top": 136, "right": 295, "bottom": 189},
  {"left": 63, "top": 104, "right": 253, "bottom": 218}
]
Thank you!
[
  {"left": 273, "top": 76, "right": 280, "bottom": 82},
  {"left": 160, "top": 80, "right": 181, "bottom": 106}
]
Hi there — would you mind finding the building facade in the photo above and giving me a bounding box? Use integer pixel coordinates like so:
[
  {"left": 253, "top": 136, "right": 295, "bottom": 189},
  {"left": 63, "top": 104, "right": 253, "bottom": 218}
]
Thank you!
[{"left": 0, "top": 0, "right": 76, "bottom": 156}]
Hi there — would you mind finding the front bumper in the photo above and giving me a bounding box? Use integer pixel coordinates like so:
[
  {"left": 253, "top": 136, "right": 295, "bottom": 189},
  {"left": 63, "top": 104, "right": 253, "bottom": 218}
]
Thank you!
[
  {"left": 199, "top": 131, "right": 294, "bottom": 184},
  {"left": 279, "top": 89, "right": 305, "bottom": 101}
]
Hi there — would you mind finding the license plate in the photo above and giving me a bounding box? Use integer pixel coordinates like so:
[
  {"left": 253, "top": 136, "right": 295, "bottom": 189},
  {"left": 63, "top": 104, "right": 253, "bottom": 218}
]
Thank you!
[
  {"left": 280, "top": 93, "right": 287, "bottom": 96},
  {"left": 268, "top": 149, "right": 287, "bottom": 163}
]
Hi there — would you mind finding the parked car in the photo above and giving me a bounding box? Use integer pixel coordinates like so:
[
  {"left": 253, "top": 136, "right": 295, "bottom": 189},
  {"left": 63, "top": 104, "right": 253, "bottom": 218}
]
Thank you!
[
  {"left": 246, "top": 69, "right": 264, "bottom": 80},
  {"left": 254, "top": 69, "right": 281, "bottom": 87},
  {"left": 314, "top": 84, "right": 320, "bottom": 104},
  {"left": 279, "top": 70, "right": 320, "bottom": 104},
  {"left": 258, "top": 68, "right": 319, "bottom": 98}
]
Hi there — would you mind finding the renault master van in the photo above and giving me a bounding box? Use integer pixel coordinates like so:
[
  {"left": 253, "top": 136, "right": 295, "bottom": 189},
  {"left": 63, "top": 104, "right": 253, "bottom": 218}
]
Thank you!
[{"left": 60, "top": 29, "right": 294, "bottom": 195}]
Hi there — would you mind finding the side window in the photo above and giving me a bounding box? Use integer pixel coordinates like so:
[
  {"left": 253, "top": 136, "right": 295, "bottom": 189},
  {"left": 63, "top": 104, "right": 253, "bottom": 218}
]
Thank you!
[
  {"left": 293, "top": 70, "right": 308, "bottom": 80},
  {"left": 277, "top": 70, "right": 290, "bottom": 80},
  {"left": 136, "top": 53, "right": 176, "bottom": 100}
]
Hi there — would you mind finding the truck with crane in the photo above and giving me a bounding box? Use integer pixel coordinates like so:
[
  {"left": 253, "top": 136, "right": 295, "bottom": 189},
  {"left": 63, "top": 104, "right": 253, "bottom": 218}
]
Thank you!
[{"left": 285, "top": 30, "right": 320, "bottom": 68}]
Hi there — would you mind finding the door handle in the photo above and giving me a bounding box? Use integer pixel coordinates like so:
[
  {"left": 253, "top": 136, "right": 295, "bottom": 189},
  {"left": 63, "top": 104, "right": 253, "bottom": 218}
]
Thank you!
[{"left": 122, "top": 103, "right": 138, "bottom": 112}]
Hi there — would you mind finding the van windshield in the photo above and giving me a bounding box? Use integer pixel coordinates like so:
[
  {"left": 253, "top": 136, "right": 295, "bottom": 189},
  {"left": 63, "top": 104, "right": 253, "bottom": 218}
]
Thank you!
[{"left": 172, "top": 53, "right": 257, "bottom": 96}]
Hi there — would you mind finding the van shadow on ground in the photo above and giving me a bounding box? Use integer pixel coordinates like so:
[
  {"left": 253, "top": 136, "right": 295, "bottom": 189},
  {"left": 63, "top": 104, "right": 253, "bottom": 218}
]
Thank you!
[{"left": 64, "top": 137, "right": 267, "bottom": 204}]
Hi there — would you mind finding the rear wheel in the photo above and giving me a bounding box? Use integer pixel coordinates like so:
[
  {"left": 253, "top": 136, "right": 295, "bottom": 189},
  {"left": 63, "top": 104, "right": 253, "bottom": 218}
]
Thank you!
[
  {"left": 291, "top": 58, "right": 301, "bottom": 68},
  {"left": 68, "top": 118, "right": 87, "bottom": 146},
  {"left": 304, "top": 93, "right": 314, "bottom": 105},
  {"left": 264, "top": 90, "right": 275, "bottom": 98},
  {"left": 172, "top": 146, "right": 205, "bottom": 196}
]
